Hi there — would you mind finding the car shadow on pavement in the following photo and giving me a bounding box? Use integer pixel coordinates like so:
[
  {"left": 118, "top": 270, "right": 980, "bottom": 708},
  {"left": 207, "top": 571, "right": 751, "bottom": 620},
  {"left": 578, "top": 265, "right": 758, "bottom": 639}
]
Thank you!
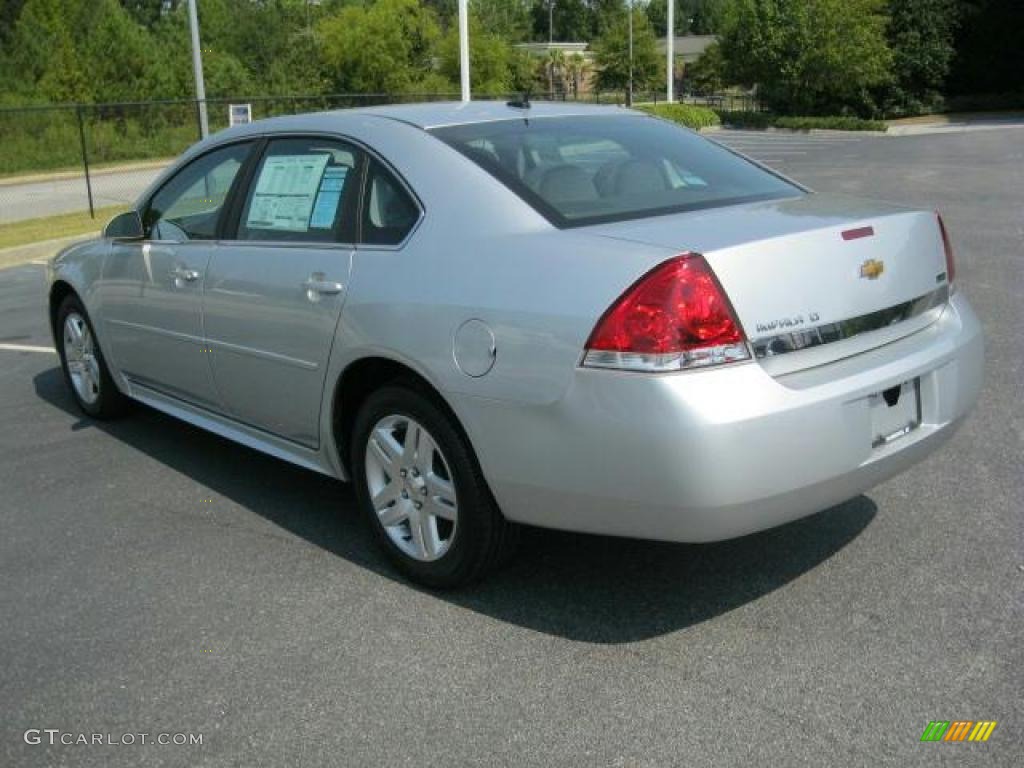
[{"left": 35, "top": 366, "right": 877, "bottom": 644}]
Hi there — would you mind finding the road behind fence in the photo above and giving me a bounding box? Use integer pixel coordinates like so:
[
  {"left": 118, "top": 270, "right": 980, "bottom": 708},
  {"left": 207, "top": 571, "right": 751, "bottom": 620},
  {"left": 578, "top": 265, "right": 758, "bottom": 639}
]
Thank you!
[{"left": 0, "top": 90, "right": 759, "bottom": 226}]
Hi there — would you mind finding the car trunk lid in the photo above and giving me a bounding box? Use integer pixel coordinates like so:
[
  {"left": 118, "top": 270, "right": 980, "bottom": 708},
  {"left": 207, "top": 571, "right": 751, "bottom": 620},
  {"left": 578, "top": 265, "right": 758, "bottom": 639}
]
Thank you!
[{"left": 588, "top": 193, "right": 951, "bottom": 375}]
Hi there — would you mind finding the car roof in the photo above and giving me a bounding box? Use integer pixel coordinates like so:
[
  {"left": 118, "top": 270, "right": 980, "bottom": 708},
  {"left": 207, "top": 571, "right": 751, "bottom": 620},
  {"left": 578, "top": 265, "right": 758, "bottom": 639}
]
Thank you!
[
  {"left": 217, "top": 100, "right": 637, "bottom": 139},
  {"left": 353, "top": 100, "right": 636, "bottom": 129}
]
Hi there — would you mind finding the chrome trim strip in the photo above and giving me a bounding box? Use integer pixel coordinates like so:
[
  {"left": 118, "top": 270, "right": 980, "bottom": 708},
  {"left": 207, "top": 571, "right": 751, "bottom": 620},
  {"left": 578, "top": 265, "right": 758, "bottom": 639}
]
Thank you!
[
  {"left": 106, "top": 318, "right": 318, "bottom": 370},
  {"left": 751, "top": 285, "right": 949, "bottom": 359},
  {"left": 205, "top": 337, "right": 319, "bottom": 371},
  {"left": 106, "top": 318, "right": 203, "bottom": 345}
]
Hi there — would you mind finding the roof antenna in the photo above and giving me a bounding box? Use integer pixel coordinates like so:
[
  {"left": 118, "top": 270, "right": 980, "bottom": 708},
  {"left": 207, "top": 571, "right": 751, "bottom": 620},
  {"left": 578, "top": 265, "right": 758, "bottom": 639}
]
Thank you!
[{"left": 507, "top": 87, "right": 532, "bottom": 110}]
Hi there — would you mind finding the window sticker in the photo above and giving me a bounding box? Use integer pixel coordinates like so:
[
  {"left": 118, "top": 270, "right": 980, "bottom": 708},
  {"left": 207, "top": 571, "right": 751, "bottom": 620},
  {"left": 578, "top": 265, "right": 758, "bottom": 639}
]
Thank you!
[
  {"left": 309, "top": 166, "right": 349, "bottom": 230},
  {"left": 246, "top": 154, "right": 330, "bottom": 232}
]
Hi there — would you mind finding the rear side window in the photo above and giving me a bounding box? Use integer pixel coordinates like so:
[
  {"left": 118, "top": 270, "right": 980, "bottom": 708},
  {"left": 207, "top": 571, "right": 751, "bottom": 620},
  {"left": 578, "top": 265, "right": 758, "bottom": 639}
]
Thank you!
[
  {"left": 236, "top": 137, "right": 361, "bottom": 243},
  {"left": 431, "top": 115, "right": 801, "bottom": 227},
  {"left": 361, "top": 160, "right": 420, "bottom": 246}
]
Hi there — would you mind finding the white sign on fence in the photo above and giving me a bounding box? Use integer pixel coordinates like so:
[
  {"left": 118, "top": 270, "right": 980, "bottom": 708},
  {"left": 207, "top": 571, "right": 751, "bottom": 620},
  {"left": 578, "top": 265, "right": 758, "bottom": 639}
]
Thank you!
[{"left": 228, "top": 103, "right": 252, "bottom": 127}]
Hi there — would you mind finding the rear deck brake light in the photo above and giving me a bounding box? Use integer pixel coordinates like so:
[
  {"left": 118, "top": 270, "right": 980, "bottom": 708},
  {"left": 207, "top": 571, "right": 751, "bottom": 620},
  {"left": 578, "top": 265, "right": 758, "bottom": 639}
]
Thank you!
[{"left": 583, "top": 254, "right": 750, "bottom": 372}]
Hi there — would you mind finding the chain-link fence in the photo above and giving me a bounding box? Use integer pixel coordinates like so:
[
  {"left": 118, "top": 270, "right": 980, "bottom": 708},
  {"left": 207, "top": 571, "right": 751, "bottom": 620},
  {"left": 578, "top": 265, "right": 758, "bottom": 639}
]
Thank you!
[{"left": 0, "top": 90, "right": 758, "bottom": 228}]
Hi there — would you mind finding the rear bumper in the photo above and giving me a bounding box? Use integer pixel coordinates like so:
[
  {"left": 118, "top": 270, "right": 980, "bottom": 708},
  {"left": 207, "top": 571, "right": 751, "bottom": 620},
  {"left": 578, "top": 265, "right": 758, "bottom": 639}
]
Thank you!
[{"left": 453, "top": 292, "right": 984, "bottom": 542}]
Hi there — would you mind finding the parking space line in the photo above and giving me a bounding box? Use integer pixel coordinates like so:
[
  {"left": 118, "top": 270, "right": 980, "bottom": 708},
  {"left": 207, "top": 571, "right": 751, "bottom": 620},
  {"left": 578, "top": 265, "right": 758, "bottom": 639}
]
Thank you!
[{"left": 0, "top": 343, "right": 56, "bottom": 354}]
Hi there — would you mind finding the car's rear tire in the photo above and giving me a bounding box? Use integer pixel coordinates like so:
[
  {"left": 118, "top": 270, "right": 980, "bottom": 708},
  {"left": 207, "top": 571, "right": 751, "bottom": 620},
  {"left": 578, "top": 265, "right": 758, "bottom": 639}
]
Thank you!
[
  {"left": 351, "top": 384, "right": 517, "bottom": 588},
  {"left": 56, "top": 294, "right": 126, "bottom": 419}
]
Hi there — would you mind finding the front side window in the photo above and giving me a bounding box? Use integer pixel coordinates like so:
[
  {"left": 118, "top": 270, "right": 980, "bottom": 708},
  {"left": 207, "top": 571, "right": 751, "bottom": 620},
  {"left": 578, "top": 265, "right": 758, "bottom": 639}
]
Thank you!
[
  {"left": 237, "top": 138, "right": 361, "bottom": 243},
  {"left": 431, "top": 115, "right": 802, "bottom": 227},
  {"left": 361, "top": 160, "right": 420, "bottom": 246},
  {"left": 145, "top": 142, "right": 252, "bottom": 241}
]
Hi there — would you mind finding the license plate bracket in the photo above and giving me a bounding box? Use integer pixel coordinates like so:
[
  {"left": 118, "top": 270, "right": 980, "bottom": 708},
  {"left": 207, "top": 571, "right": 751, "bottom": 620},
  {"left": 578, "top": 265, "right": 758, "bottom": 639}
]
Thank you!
[{"left": 869, "top": 378, "right": 921, "bottom": 447}]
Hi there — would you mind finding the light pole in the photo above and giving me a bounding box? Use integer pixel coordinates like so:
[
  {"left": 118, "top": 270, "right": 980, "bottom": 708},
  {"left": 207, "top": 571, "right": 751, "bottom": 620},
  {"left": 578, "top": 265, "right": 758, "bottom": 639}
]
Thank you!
[
  {"left": 549, "top": 0, "right": 554, "bottom": 44},
  {"left": 459, "top": 0, "right": 470, "bottom": 102},
  {"left": 666, "top": 0, "right": 674, "bottom": 103},
  {"left": 187, "top": 0, "right": 208, "bottom": 139}
]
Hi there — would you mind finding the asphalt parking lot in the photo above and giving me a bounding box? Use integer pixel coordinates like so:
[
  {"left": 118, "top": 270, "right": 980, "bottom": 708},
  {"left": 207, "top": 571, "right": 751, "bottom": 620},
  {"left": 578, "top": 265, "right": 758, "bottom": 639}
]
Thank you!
[{"left": 2, "top": 126, "right": 1021, "bottom": 766}]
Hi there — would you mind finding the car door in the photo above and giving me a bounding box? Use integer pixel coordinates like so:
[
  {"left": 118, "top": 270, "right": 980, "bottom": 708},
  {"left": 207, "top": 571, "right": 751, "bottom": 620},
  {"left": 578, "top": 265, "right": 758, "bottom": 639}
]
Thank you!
[
  {"left": 201, "top": 136, "right": 363, "bottom": 447},
  {"left": 100, "top": 141, "right": 254, "bottom": 408}
]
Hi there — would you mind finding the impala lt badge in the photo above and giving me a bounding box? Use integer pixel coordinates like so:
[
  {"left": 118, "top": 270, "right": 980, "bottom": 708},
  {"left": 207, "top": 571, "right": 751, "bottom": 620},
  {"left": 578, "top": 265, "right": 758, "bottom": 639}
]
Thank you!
[{"left": 860, "top": 259, "right": 885, "bottom": 280}]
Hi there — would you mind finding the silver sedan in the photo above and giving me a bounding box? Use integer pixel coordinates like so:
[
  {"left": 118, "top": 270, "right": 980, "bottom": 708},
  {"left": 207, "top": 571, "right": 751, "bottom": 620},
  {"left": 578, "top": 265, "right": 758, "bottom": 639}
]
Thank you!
[{"left": 46, "top": 102, "right": 984, "bottom": 587}]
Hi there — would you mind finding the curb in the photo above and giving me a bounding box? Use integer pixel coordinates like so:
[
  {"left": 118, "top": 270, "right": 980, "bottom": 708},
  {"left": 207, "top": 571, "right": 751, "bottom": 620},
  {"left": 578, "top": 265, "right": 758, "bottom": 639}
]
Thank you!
[{"left": 886, "top": 119, "right": 1024, "bottom": 136}]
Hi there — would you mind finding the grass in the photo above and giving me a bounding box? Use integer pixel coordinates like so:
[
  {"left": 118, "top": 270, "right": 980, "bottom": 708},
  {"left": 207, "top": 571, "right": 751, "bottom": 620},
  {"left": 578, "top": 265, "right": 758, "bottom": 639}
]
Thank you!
[
  {"left": 0, "top": 205, "right": 125, "bottom": 250},
  {"left": 635, "top": 103, "right": 722, "bottom": 130}
]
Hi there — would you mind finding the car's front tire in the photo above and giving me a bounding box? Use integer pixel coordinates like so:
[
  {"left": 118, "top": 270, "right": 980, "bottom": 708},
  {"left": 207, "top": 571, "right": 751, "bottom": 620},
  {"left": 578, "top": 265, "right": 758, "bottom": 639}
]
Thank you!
[
  {"left": 351, "top": 384, "right": 516, "bottom": 588},
  {"left": 56, "top": 294, "right": 125, "bottom": 419}
]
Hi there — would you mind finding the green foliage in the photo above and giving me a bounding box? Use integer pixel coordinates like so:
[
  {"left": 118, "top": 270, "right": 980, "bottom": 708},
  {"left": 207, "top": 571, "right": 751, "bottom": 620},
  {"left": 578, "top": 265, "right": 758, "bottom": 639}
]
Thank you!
[
  {"left": 636, "top": 103, "right": 722, "bottom": 130},
  {"left": 719, "top": 0, "right": 893, "bottom": 117},
  {"left": 715, "top": 111, "right": 887, "bottom": 131},
  {"left": 508, "top": 49, "right": 542, "bottom": 93},
  {"left": 645, "top": 0, "right": 728, "bottom": 36},
  {"left": 592, "top": 7, "right": 663, "bottom": 92},
  {"left": 685, "top": 42, "right": 725, "bottom": 94},
  {"left": 0, "top": 106, "right": 199, "bottom": 176},
  {"left": 530, "top": 0, "right": 590, "bottom": 42},
  {"left": 472, "top": 0, "right": 533, "bottom": 41},
  {"left": 318, "top": 0, "right": 442, "bottom": 94},
  {"left": 882, "top": 0, "right": 958, "bottom": 115},
  {"left": 0, "top": 0, "right": 1019, "bottom": 127},
  {"left": 438, "top": 14, "right": 514, "bottom": 95}
]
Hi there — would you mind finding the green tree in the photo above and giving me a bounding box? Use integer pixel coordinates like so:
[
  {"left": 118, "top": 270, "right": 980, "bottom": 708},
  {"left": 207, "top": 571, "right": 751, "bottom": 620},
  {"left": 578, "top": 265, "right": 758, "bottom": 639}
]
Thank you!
[
  {"left": 719, "top": 0, "right": 893, "bottom": 116},
  {"left": 645, "top": 0, "right": 728, "bottom": 35},
  {"left": 530, "top": 0, "right": 591, "bottom": 42},
  {"left": 438, "top": 12, "right": 515, "bottom": 94},
  {"left": 545, "top": 47, "right": 566, "bottom": 94},
  {"left": 593, "top": 6, "right": 663, "bottom": 94},
  {"left": 883, "top": 0, "right": 958, "bottom": 114},
  {"left": 508, "top": 48, "right": 541, "bottom": 92},
  {"left": 645, "top": 0, "right": 690, "bottom": 36},
  {"left": 473, "top": 0, "right": 533, "bottom": 41},
  {"left": 684, "top": 41, "right": 724, "bottom": 94},
  {"left": 318, "top": 0, "right": 442, "bottom": 93},
  {"left": 3, "top": 0, "right": 89, "bottom": 102}
]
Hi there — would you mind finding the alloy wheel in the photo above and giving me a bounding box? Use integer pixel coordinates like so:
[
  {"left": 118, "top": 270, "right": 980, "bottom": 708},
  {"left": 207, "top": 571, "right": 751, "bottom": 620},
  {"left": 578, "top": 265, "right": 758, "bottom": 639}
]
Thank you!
[
  {"left": 63, "top": 312, "right": 101, "bottom": 406},
  {"left": 364, "top": 414, "right": 458, "bottom": 561}
]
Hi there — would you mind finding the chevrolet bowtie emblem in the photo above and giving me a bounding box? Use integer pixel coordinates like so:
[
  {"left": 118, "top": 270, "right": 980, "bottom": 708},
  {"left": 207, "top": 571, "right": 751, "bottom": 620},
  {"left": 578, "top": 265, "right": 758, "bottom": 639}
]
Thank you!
[{"left": 859, "top": 259, "right": 885, "bottom": 280}]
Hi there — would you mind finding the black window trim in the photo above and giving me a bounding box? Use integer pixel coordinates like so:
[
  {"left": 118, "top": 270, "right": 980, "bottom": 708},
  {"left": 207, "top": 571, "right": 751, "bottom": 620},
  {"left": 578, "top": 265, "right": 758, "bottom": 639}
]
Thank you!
[{"left": 358, "top": 156, "right": 424, "bottom": 250}]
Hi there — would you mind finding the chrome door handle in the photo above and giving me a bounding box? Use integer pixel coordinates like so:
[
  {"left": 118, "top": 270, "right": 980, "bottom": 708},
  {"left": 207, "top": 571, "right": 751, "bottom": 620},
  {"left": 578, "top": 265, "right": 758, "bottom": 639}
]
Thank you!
[
  {"left": 303, "top": 273, "right": 344, "bottom": 299},
  {"left": 169, "top": 266, "right": 200, "bottom": 283}
]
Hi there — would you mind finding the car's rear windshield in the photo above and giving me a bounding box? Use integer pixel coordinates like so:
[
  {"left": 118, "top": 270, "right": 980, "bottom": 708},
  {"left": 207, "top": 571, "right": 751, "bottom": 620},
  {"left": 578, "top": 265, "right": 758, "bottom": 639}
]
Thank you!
[{"left": 430, "top": 114, "right": 802, "bottom": 227}]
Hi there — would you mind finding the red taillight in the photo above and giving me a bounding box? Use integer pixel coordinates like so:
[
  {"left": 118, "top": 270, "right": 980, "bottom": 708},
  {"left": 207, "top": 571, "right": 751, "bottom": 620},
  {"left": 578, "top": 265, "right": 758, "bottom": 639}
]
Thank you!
[
  {"left": 937, "top": 213, "right": 955, "bottom": 285},
  {"left": 583, "top": 253, "right": 750, "bottom": 372}
]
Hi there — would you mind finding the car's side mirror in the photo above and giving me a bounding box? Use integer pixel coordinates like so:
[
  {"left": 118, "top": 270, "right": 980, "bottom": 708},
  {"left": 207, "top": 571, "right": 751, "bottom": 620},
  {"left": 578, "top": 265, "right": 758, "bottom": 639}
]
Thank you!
[{"left": 104, "top": 210, "right": 144, "bottom": 240}]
